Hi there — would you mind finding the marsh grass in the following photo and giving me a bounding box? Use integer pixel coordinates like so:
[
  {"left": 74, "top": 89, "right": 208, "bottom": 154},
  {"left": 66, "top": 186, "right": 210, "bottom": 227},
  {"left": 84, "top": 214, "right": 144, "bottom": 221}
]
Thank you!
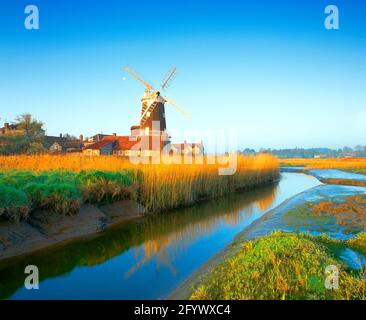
[
  {"left": 309, "top": 195, "right": 366, "bottom": 232},
  {"left": 280, "top": 158, "right": 366, "bottom": 174},
  {"left": 281, "top": 195, "right": 366, "bottom": 236},
  {"left": 0, "top": 170, "right": 135, "bottom": 220},
  {"left": 190, "top": 232, "right": 366, "bottom": 300},
  {"left": 136, "top": 156, "right": 279, "bottom": 212},
  {"left": 0, "top": 154, "right": 279, "bottom": 217}
]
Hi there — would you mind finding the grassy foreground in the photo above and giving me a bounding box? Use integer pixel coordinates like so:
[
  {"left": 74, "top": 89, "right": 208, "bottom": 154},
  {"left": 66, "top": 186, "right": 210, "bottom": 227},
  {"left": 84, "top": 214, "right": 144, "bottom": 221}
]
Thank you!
[
  {"left": 0, "top": 154, "right": 279, "bottom": 220},
  {"left": 190, "top": 232, "right": 366, "bottom": 300},
  {"left": 280, "top": 158, "right": 366, "bottom": 174},
  {"left": 0, "top": 170, "right": 135, "bottom": 220}
]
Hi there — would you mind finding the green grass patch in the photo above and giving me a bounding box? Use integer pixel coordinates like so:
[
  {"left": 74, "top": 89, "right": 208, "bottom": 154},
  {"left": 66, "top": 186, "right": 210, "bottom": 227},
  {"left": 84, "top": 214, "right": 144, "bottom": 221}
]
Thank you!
[
  {"left": 0, "top": 170, "right": 135, "bottom": 220},
  {"left": 190, "top": 232, "right": 366, "bottom": 300},
  {"left": 0, "top": 185, "right": 30, "bottom": 221}
]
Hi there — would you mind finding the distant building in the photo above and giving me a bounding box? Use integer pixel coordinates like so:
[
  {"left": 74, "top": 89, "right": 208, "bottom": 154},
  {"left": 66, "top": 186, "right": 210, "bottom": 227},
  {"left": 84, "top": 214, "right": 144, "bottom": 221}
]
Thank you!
[
  {"left": 44, "top": 134, "right": 84, "bottom": 153},
  {"left": 82, "top": 139, "right": 117, "bottom": 156},
  {"left": 102, "top": 135, "right": 140, "bottom": 156},
  {"left": 341, "top": 153, "right": 356, "bottom": 158},
  {"left": 87, "top": 133, "right": 115, "bottom": 143},
  {"left": 0, "top": 122, "right": 23, "bottom": 135},
  {"left": 82, "top": 131, "right": 205, "bottom": 158}
]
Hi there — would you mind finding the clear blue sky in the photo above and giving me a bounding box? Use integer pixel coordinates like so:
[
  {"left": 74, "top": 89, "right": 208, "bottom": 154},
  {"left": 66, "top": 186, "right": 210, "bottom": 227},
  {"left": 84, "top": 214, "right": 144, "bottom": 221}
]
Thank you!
[{"left": 0, "top": 0, "right": 365, "bottom": 149}]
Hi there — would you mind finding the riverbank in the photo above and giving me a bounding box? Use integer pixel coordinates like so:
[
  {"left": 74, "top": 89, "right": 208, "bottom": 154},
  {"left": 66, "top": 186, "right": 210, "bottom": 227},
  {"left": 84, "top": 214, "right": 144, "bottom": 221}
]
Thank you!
[
  {"left": 170, "top": 171, "right": 366, "bottom": 300},
  {"left": 0, "top": 154, "right": 279, "bottom": 263},
  {"left": 0, "top": 154, "right": 279, "bottom": 216},
  {"left": 4, "top": 172, "right": 322, "bottom": 299},
  {"left": 281, "top": 166, "right": 366, "bottom": 187},
  {"left": 0, "top": 200, "right": 145, "bottom": 262},
  {"left": 0, "top": 181, "right": 285, "bottom": 299}
]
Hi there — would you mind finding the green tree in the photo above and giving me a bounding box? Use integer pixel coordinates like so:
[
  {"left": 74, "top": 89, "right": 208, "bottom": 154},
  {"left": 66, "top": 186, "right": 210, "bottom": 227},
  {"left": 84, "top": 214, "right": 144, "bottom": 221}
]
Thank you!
[
  {"left": 0, "top": 114, "right": 46, "bottom": 155},
  {"left": 14, "top": 113, "right": 45, "bottom": 138}
]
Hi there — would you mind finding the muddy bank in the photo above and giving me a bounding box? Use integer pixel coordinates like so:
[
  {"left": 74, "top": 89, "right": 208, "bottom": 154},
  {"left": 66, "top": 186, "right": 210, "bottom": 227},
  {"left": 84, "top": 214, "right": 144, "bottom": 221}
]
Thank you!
[
  {"left": 307, "top": 169, "right": 366, "bottom": 187},
  {"left": 170, "top": 183, "right": 366, "bottom": 299},
  {"left": 0, "top": 179, "right": 282, "bottom": 266},
  {"left": 0, "top": 200, "right": 145, "bottom": 262},
  {"left": 307, "top": 169, "right": 366, "bottom": 181}
]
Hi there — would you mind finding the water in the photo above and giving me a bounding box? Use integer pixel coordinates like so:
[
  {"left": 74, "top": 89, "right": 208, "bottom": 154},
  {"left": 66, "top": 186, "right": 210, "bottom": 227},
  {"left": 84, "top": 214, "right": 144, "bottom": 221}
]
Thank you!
[
  {"left": 339, "top": 248, "right": 366, "bottom": 270},
  {"left": 308, "top": 169, "right": 366, "bottom": 181},
  {"left": 0, "top": 173, "right": 321, "bottom": 300}
]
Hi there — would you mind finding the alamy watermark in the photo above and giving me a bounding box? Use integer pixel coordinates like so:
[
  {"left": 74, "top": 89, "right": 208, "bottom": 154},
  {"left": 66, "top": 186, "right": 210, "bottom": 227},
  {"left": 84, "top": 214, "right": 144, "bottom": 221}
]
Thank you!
[
  {"left": 125, "top": 121, "right": 238, "bottom": 176},
  {"left": 22, "top": 4, "right": 339, "bottom": 31},
  {"left": 325, "top": 265, "right": 339, "bottom": 290},
  {"left": 24, "top": 265, "right": 39, "bottom": 290},
  {"left": 24, "top": 5, "right": 39, "bottom": 30},
  {"left": 324, "top": 5, "right": 339, "bottom": 30}
]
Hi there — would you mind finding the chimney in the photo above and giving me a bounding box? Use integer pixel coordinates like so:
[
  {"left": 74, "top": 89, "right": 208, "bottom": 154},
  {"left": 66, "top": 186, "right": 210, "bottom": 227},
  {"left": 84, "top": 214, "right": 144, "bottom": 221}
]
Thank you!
[
  {"left": 113, "top": 133, "right": 117, "bottom": 136},
  {"left": 4, "top": 122, "right": 9, "bottom": 129},
  {"left": 79, "top": 134, "right": 84, "bottom": 142},
  {"left": 60, "top": 133, "right": 63, "bottom": 138},
  {"left": 130, "top": 126, "right": 140, "bottom": 140}
]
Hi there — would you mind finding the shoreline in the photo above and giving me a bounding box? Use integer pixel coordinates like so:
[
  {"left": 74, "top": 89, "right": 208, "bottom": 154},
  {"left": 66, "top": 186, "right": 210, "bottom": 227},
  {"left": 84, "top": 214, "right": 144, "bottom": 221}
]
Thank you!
[
  {"left": 168, "top": 170, "right": 366, "bottom": 299},
  {"left": 167, "top": 186, "right": 308, "bottom": 299},
  {"left": 0, "top": 177, "right": 280, "bottom": 264},
  {"left": 281, "top": 166, "right": 366, "bottom": 187},
  {"left": 0, "top": 200, "right": 146, "bottom": 264}
]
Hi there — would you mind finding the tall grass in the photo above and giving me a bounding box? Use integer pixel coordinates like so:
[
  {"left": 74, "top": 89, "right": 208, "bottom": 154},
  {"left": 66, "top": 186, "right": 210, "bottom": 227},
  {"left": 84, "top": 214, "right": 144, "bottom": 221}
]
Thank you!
[
  {"left": 137, "top": 155, "right": 279, "bottom": 212},
  {"left": 280, "top": 158, "right": 366, "bottom": 174},
  {"left": 0, "top": 154, "right": 279, "bottom": 219}
]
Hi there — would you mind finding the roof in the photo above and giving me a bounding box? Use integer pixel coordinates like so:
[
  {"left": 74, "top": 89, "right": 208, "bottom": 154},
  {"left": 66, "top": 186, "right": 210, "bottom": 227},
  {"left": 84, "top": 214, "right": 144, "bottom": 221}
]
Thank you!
[
  {"left": 0, "top": 124, "right": 23, "bottom": 135},
  {"left": 0, "top": 124, "right": 18, "bottom": 130},
  {"left": 89, "top": 133, "right": 115, "bottom": 142},
  {"left": 84, "top": 139, "right": 116, "bottom": 150},
  {"left": 102, "top": 136, "right": 140, "bottom": 150},
  {"left": 44, "top": 136, "right": 66, "bottom": 147},
  {"left": 44, "top": 136, "right": 83, "bottom": 150},
  {"left": 64, "top": 140, "right": 83, "bottom": 149}
]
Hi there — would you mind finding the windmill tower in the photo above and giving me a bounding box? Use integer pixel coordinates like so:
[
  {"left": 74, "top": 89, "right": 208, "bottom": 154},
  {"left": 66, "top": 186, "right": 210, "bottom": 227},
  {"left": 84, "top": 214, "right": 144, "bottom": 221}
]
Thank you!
[{"left": 124, "top": 66, "right": 190, "bottom": 151}]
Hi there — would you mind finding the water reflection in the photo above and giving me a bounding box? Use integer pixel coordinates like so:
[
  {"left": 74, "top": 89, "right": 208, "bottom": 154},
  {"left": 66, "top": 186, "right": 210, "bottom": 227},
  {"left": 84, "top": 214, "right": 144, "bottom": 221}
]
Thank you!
[
  {"left": 126, "top": 187, "right": 277, "bottom": 278},
  {"left": 0, "top": 172, "right": 320, "bottom": 299}
]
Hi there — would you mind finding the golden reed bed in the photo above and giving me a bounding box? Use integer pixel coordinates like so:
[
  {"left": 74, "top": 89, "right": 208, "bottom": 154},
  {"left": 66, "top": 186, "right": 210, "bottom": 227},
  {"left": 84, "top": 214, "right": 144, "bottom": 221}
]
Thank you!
[
  {"left": 0, "top": 154, "right": 279, "bottom": 212},
  {"left": 280, "top": 158, "right": 366, "bottom": 174}
]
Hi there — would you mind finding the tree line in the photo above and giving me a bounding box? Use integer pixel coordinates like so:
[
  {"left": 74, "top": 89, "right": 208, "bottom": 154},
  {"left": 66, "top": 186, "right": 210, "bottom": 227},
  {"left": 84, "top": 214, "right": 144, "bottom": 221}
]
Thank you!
[
  {"left": 0, "top": 114, "right": 76, "bottom": 155},
  {"left": 240, "top": 147, "right": 366, "bottom": 158}
]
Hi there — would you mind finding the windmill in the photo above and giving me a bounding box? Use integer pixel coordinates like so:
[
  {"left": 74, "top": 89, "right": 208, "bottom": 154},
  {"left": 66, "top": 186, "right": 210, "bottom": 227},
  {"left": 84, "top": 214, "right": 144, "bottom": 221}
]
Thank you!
[{"left": 124, "top": 66, "right": 191, "bottom": 144}]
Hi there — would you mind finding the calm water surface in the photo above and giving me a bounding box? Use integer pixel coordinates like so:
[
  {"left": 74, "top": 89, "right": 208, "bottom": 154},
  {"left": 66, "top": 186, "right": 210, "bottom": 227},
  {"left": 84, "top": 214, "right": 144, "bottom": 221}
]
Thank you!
[{"left": 0, "top": 173, "right": 320, "bottom": 299}]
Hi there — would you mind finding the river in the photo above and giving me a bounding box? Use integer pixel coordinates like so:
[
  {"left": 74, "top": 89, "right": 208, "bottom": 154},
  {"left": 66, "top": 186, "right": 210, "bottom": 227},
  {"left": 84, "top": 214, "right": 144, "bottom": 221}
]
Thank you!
[{"left": 0, "top": 172, "right": 321, "bottom": 300}]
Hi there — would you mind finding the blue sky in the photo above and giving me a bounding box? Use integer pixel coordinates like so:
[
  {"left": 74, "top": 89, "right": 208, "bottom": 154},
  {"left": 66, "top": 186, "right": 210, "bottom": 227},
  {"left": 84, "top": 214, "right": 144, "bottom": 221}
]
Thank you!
[{"left": 0, "top": 0, "right": 365, "bottom": 149}]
